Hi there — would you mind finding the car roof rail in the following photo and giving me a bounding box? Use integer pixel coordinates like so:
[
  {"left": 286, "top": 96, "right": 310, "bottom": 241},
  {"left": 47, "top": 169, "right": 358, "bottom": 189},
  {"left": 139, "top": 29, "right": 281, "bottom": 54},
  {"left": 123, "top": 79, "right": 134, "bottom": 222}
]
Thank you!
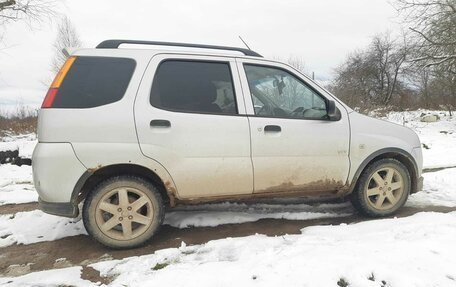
[{"left": 96, "top": 39, "right": 263, "bottom": 57}]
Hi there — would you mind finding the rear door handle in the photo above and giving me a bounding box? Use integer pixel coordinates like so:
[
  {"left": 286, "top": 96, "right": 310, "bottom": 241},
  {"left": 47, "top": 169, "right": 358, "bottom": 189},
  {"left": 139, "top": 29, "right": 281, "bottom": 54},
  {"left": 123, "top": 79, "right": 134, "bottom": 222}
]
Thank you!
[
  {"left": 264, "top": 125, "right": 281, "bottom": 132},
  {"left": 150, "top": 119, "right": 171, "bottom": 128}
]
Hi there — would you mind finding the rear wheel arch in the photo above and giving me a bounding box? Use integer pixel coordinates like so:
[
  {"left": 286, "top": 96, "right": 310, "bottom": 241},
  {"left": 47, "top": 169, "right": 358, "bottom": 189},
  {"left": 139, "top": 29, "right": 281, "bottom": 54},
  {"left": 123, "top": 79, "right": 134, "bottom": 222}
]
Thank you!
[
  {"left": 349, "top": 148, "right": 419, "bottom": 195},
  {"left": 72, "top": 163, "right": 175, "bottom": 208}
]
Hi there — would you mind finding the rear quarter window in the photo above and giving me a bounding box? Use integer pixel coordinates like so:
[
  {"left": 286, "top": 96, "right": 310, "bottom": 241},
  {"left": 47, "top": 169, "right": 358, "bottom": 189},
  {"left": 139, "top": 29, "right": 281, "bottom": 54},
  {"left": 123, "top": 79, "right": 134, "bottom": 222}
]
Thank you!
[{"left": 53, "top": 56, "right": 136, "bottom": 108}]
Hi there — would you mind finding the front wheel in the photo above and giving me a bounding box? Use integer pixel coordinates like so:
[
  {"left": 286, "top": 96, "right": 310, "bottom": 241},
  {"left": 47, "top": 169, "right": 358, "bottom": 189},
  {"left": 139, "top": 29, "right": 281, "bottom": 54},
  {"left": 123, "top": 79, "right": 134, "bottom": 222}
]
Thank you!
[
  {"left": 351, "top": 158, "right": 410, "bottom": 217},
  {"left": 82, "top": 176, "right": 164, "bottom": 249}
]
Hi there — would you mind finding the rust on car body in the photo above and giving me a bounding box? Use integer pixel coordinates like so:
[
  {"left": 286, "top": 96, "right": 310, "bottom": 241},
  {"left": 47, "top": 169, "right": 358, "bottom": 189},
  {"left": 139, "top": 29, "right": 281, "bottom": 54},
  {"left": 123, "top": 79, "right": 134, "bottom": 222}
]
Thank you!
[
  {"left": 164, "top": 180, "right": 178, "bottom": 207},
  {"left": 87, "top": 164, "right": 103, "bottom": 173}
]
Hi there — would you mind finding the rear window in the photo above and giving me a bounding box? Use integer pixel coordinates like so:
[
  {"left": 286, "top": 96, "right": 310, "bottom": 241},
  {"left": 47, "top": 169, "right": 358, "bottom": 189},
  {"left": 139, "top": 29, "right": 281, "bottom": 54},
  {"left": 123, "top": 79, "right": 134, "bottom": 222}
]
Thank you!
[
  {"left": 150, "top": 60, "right": 238, "bottom": 115},
  {"left": 53, "top": 56, "right": 136, "bottom": 108}
]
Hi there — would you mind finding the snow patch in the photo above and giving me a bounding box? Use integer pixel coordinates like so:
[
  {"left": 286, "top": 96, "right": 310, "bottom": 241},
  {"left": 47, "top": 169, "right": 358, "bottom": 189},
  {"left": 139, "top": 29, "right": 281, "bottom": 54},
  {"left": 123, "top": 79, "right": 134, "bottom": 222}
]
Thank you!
[
  {"left": 0, "top": 266, "right": 93, "bottom": 287},
  {"left": 0, "top": 133, "right": 36, "bottom": 158},
  {"left": 0, "top": 210, "right": 86, "bottom": 247},
  {"left": 384, "top": 110, "right": 456, "bottom": 168},
  {"left": 164, "top": 202, "right": 353, "bottom": 228},
  {"left": 0, "top": 164, "right": 36, "bottom": 205},
  {"left": 408, "top": 167, "right": 456, "bottom": 207},
  {"left": 91, "top": 212, "right": 456, "bottom": 287}
]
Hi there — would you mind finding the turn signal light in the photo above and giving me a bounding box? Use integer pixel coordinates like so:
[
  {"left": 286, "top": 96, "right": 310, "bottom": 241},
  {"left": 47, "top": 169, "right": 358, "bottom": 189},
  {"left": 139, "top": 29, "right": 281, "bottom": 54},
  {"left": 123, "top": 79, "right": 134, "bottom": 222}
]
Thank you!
[{"left": 41, "top": 56, "right": 77, "bottom": 108}]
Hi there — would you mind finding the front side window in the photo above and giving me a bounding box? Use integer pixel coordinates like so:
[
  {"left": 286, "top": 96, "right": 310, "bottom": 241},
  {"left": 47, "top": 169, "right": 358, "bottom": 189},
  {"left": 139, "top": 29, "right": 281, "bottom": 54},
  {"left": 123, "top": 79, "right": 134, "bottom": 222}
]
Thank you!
[
  {"left": 150, "top": 60, "right": 237, "bottom": 115},
  {"left": 244, "top": 64, "right": 328, "bottom": 120}
]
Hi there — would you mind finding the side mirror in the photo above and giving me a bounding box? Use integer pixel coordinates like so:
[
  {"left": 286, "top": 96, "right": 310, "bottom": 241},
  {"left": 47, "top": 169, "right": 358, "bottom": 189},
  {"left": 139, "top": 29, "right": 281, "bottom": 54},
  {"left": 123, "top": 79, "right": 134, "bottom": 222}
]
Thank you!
[{"left": 326, "top": 100, "right": 341, "bottom": 121}]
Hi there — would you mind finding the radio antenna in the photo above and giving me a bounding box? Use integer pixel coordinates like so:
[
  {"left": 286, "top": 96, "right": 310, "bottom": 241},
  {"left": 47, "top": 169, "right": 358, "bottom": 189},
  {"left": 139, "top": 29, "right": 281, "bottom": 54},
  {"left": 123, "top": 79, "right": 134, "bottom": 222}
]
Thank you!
[{"left": 238, "top": 36, "right": 252, "bottom": 50}]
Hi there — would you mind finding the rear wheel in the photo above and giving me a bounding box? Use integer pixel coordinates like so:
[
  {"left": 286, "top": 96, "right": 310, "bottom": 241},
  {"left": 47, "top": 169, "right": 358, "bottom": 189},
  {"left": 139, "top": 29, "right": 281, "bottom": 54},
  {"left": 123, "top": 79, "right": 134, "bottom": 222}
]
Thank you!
[
  {"left": 351, "top": 158, "right": 410, "bottom": 217},
  {"left": 82, "top": 176, "right": 164, "bottom": 249}
]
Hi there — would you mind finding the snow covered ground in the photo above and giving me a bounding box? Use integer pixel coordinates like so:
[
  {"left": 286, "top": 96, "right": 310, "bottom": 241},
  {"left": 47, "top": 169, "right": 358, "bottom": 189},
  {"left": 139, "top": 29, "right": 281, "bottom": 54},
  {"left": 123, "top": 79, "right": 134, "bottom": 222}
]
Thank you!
[
  {"left": 0, "top": 133, "right": 37, "bottom": 205},
  {"left": 0, "top": 164, "right": 36, "bottom": 205},
  {"left": 0, "top": 210, "right": 86, "bottom": 247},
  {"left": 89, "top": 211, "right": 456, "bottom": 287},
  {"left": 0, "top": 133, "right": 36, "bottom": 159},
  {"left": 2, "top": 211, "right": 456, "bottom": 286},
  {"left": 382, "top": 110, "right": 456, "bottom": 169},
  {"left": 408, "top": 167, "right": 456, "bottom": 207},
  {"left": 0, "top": 110, "right": 456, "bottom": 286}
]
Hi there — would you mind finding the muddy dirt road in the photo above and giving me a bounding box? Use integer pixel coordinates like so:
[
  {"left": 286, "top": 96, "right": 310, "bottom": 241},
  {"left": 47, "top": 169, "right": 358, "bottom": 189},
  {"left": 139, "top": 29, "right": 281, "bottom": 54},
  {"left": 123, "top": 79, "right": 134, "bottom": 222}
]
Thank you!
[{"left": 1, "top": 203, "right": 455, "bottom": 281}]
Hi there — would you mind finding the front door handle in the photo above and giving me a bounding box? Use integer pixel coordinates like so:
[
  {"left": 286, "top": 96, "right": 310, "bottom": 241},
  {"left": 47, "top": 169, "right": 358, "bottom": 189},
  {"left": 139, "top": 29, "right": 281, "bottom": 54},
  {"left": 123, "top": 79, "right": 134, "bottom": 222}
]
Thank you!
[
  {"left": 150, "top": 119, "right": 171, "bottom": 128},
  {"left": 264, "top": 125, "right": 281, "bottom": 132}
]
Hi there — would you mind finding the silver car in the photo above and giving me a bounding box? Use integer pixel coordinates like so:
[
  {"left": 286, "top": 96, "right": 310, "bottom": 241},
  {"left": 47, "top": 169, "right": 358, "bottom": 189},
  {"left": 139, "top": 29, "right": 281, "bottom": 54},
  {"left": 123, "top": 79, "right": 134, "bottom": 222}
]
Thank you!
[{"left": 33, "top": 40, "right": 423, "bottom": 248}]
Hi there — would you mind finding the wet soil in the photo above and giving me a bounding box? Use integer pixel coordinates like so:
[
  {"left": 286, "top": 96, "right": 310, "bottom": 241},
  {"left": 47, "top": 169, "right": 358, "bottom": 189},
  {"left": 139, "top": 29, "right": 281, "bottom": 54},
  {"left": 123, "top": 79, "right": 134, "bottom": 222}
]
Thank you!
[{"left": 0, "top": 203, "right": 38, "bottom": 215}]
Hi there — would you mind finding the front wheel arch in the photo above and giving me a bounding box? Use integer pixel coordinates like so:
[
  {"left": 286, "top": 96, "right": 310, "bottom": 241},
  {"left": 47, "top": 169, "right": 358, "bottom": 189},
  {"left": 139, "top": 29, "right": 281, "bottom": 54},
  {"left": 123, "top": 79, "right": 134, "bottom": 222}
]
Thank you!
[{"left": 348, "top": 148, "right": 419, "bottom": 195}]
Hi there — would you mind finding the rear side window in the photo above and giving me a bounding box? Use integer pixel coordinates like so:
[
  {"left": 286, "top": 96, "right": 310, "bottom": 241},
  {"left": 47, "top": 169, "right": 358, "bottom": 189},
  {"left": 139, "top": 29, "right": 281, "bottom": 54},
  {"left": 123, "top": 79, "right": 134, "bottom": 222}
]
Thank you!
[
  {"left": 150, "top": 60, "right": 238, "bottom": 115},
  {"left": 53, "top": 57, "right": 136, "bottom": 108}
]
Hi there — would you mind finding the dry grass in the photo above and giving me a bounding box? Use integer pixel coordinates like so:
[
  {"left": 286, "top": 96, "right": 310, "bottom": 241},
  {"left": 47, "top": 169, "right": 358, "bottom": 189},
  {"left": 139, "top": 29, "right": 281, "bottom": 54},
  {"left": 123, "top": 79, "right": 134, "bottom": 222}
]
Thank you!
[{"left": 0, "top": 105, "right": 38, "bottom": 138}]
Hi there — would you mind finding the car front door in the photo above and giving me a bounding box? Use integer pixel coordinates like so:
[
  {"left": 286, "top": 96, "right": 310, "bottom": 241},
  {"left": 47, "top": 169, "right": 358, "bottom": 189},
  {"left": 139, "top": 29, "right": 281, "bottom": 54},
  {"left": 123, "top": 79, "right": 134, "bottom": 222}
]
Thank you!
[
  {"left": 237, "top": 59, "right": 350, "bottom": 195},
  {"left": 135, "top": 54, "right": 253, "bottom": 199}
]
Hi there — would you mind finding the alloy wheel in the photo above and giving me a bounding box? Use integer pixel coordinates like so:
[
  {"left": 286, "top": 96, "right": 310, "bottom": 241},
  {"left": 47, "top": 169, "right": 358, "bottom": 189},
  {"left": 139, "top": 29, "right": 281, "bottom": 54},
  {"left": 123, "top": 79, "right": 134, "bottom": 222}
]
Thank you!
[
  {"left": 95, "top": 187, "right": 154, "bottom": 240},
  {"left": 365, "top": 167, "right": 404, "bottom": 210}
]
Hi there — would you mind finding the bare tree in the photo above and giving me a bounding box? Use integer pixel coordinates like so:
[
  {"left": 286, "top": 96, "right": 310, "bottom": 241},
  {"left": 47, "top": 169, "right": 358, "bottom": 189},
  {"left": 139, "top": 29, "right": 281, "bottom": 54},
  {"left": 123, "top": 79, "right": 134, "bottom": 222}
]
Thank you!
[
  {"left": 51, "top": 15, "right": 81, "bottom": 73},
  {"left": 427, "top": 68, "right": 456, "bottom": 114},
  {"left": 370, "top": 33, "right": 409, "bottom": 104},
  {"left": 395, "top": 0, "right": 456, "bottom": 73},
  {"left": 405, "top": 64, "right": 432, "bottom": 108},
  {"left": 286, "top": 56, "right": 307, "bottom": 74},
  {"left": 284, "top": 56, "right": 309, "bottom": 109},
  {"left": 330, "top": 33, "right": 409, "bottom": 109},
  {"left": 0, "top": 0, "right": 56, "bottom": 25},
  {"left": 1, "top": 0, "right": 57, "bottom": 48},
  {"left": 272, "top": 55, "right": 308, "bottom": 74}
]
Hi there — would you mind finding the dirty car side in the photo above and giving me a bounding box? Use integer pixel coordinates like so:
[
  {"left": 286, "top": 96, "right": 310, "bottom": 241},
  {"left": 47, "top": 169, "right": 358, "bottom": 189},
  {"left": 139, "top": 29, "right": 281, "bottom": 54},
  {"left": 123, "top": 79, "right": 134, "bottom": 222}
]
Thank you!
[{"left": 33, "top": 48, "right": 423, "bottom": 218}]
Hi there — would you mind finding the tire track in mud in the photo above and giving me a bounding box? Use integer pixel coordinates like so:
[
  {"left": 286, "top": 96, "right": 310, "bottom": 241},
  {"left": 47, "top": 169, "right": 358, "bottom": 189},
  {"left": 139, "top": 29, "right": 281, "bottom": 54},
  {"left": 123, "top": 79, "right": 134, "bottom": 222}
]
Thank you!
[
  {"left": 1, "top": 205, "right": 455, "bottom": 278},
  {"left": 0, "top": 203, "right": 38, "bottom": 215},
  {"left": 422, "top": 165, "right": 456, "bottom": 173}
]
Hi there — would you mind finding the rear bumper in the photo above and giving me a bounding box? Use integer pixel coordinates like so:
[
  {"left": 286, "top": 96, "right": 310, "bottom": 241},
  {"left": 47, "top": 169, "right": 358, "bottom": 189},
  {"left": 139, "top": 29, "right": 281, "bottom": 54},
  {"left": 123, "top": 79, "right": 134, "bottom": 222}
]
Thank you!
[
  {"left": 32, "top": 142, "right": 87, "bottom": 203},
  {"left": 38, "top": 198, "right": 79, "bottom": 218}
]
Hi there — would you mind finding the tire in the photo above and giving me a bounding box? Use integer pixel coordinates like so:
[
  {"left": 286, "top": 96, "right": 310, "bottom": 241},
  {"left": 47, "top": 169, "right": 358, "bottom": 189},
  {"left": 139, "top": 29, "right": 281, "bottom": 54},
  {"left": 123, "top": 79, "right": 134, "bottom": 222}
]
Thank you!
[
  {"left": 82, "top": 175, "right": 164, "bottom": 249},
  {"left": 351, "top": 158, "right": 410, "bottom": 217}
]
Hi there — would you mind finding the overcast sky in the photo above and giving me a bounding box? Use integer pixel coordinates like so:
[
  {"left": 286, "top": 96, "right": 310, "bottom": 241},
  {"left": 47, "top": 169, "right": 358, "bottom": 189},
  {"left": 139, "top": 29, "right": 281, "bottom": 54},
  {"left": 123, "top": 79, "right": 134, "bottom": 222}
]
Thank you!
[{"left": 0, "top": 0, "right": 402, "bottom": 110}]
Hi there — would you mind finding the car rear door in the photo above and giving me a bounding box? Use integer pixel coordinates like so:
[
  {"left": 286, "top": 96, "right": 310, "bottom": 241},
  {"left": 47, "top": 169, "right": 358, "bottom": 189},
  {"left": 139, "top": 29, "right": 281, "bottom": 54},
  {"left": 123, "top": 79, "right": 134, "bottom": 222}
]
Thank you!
[
  {"left": 236, "top": 58, "right": 350, "bottom": 195},
  {"left": 135, "top": 54, "right": 253, "bottom": 199}
]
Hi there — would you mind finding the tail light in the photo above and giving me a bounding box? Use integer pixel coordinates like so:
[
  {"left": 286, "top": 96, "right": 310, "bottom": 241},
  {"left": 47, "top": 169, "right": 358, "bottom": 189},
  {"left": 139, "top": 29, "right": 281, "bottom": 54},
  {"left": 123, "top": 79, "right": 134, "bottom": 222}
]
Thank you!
[{"left": 41, "top": 56, "right": 77, "bottom": 108}]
